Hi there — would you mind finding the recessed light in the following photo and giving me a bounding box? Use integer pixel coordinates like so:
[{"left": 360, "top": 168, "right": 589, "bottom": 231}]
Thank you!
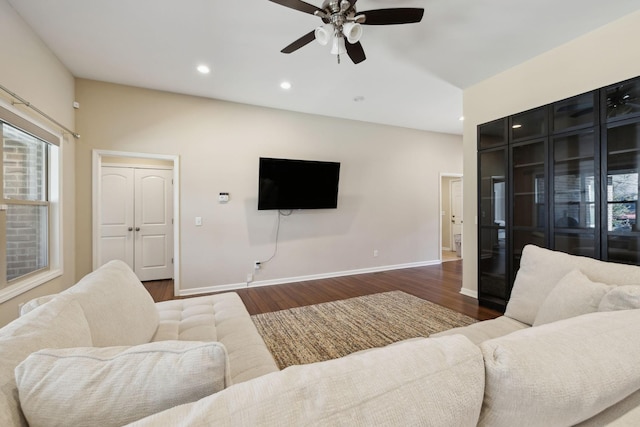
[
  {"left": 459, "top": 116, "right": 464, "bottom": 121},
  {"left": 280, "top": 81, "right": 292, "bottom": 90},
  {"left": 197, "top": 65, "right": 210, "bottom": 74}
]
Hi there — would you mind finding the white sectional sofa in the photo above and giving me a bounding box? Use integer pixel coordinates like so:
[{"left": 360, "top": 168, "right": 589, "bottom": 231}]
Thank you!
[
  {"left": 0, "top": 260, "right": 278, "bottom": 426},
  {"left": 2, "top": 245, "right": 640, "bottom": 426}
]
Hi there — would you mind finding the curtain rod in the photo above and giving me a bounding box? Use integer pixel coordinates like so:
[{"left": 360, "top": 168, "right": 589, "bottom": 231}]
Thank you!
[{"left": 0, "top": 83, "right": 80, "bottom": 139}]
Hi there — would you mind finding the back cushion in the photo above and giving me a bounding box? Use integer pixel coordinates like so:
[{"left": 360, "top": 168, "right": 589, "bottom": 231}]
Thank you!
[
  {"left": 129, "top": 336, "right": 485, "bottom": 427},
  {"left": 0, "top": 296, "right": 92, "bottom": 426},
  {"left": 479, "top": 309, "right": 640, "bottom": 427},
  {"left": 505, "top": 245, "right": 640, "bottom": 325},
  {"left": 63, "top": 260, "right": 159, "bottom": 346}
]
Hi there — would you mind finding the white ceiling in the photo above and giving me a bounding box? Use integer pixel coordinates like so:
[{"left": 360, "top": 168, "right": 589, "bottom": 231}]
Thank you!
[{"left": 7, "top": 0, "right": 640, "bottom": 134}]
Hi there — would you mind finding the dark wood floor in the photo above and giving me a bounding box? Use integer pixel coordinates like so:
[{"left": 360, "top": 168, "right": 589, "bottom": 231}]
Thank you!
[{"left": 143, "top": 261, "right": 502, "bottom": 321}]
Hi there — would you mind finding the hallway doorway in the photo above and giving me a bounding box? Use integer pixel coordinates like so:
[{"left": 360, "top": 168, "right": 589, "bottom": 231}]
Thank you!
[{"left": 440, "top": 173, "right": 463, "bottom": 263}]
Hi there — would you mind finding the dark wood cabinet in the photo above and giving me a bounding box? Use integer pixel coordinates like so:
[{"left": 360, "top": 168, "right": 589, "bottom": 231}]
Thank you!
[{"left": 477, "top": 75, "right": 640, "bottom": 311}]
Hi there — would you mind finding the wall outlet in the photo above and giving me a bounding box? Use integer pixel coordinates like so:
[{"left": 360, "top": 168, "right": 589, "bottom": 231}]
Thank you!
[
  {"left": 254, "top": 261, "right": 261, "bottom": 270},
  {"left": 246, "top": 273, "right": 253, "bottom": 283},
  {"left": 373, "top": 249, "right": 379, "bottom": 257}
]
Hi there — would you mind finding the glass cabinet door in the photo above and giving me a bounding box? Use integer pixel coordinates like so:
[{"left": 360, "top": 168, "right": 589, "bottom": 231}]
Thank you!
[
  {"left": 553, "top": 92, "right": 595, "bottom": 133},
  {"left": 605, "top": 79, "right": 640, "bottom": 122},
  {"left": 511, "top": 139, "right": 547, "bottom": 274},
  {"left": 552, "top": 131, "right": 597, "bottom": 257},
  {"left": 511, "top": 107, "right": 547, "bottom": 142},
  {"left": 479, "top": 119, "right": 507, "bottom": 150},
  {"left": 605, "top": 121, "right": 640, "bottom": 264},
  {"left": 478, "top": 147, "right": 508, "bottom": 309}
]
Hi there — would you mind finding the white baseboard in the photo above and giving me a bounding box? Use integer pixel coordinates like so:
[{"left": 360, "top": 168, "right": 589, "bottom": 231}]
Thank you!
[
  {"left": 176, "top": 260, "right": 441, "bottom": 297},
  {"left": 459, "top": 288, "right": 478, "bottom": 299}
]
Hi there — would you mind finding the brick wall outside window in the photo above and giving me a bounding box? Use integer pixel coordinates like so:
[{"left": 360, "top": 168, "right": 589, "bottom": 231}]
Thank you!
[{"left": 3, "top": 138, "right": 47, "bottom": 281}]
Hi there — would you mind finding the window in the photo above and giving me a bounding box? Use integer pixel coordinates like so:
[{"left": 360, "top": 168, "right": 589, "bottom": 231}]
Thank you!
[{"left": 0, "top": 103, "right": 61, "bottom": 299}]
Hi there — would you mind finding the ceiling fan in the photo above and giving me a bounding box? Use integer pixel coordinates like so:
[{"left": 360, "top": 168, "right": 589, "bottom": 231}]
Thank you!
[{"left": 268, "top": 0, "right": 425, "bottom": 64}]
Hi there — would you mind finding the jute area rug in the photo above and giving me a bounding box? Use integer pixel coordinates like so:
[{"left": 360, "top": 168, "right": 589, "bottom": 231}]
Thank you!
[{"left": 251, "top": 290, "right": 477, "bottom": 369}]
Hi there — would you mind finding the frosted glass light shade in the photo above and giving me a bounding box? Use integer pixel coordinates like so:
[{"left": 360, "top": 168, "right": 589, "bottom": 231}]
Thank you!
[
  {"left": 315, "top": 25, "right": 333, "bottom": 46},
  {"left": 343, "top": 22, "right": 362, "bottom": 44},
  {"left": 330, "top": 36, "right": 346, "bottom": 55}
]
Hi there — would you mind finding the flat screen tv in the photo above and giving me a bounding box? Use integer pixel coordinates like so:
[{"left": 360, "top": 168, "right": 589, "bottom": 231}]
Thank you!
[{"left": 258, "top": 157, "right": 340, "bottom": 210}]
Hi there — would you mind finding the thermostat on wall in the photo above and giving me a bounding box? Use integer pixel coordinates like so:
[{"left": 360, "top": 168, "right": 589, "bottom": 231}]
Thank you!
[{"left": 219, "top": 192, "right": 230, "bottom": 203}]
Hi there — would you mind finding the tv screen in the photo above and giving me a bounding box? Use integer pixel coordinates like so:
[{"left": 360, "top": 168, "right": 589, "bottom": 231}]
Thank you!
[{"left": 258, "top": 157, "right": 340, "bottom": 210}]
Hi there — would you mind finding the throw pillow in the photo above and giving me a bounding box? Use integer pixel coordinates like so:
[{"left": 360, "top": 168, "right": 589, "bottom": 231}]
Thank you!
[
  {"left": 19, "top": 294, "right": 57, "bottom": 316},
  {"left": 599, "top": 285, "right": 640, "bottom": 311},
  {"left": 0, "top": 296, "right": 93, "bottom": 427},
  {"left": 15, "top": 340, "right": 231, "bottom": 427},
  {"left": 61, "top": 260, "right": 159, "bottom": 346},
  {"left": 533, "top": 269, "right": 611, "bottom": 326}
]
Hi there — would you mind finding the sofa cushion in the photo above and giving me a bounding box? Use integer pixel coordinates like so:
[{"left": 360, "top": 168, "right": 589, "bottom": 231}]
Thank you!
[
  {"left": 0, "top": 296, "right": 92, "bottom": 427},
  {"left": 127, "top": 335, "right": 485, "bottom": 427},
  {"left": 479, "top": 309, "right": 640, "bottom": 427},
  {"left": 430, "top": 315, "right": 528, "bottom": 344},
  {"left": 154, "top": 293, "right": 279, "bottom": 384},
  {"left": 153, "top": 298, "right": 218, "bottom": 342},
  {"left": 533, "top": 269, "right": 611, "bottom": 326},
  {"left": 505, "top": 245, "right": 640, "bottom": 325},
  {"left": 63, "top": 260, "right": 159, "bottom": 346},
  {"left": 599, "top": 285, "right": 640, "bottom": 311},
  {"left": 575, "top": 387, "right": 640, "bottom": 426},
  {"left": 16, "top": 341, "right": 231, "bottom": 427}
]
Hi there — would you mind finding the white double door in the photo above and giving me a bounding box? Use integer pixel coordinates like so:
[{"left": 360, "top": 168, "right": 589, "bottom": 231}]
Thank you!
[{"left": 99, "top": 167, "right": 173, "bottom": 281}]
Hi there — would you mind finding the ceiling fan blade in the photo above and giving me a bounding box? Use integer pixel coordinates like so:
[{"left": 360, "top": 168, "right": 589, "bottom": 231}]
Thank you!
[
  {"left": 268, "top": 0, "right": 322, "bottom": 16},
  {"left": 358, "top": 8, "right": 424, "bottom": 25},
  {"left": 346, "top": 41, "right": 366, "bottom": 64},
  {"left": 281, "top": 30, "right": 316, "bottom": 54}
]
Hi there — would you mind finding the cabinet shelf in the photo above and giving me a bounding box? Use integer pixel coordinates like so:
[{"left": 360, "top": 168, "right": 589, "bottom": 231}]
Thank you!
[
  {"left": 513, "top": 161, "right": 544, "bottom": 168},
  {"left": 608, "top": 148, "right": 640, "bottom": 156},
  {"left": 554, "top": 155, "right": 594, "bottom": 163}
]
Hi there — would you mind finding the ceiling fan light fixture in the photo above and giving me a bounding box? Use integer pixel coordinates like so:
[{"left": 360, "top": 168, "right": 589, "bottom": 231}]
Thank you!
[
  {"left": 343, "top": 22, "right": 362, "bottom": 44},
  {"left": 314, "top": 24, "right": 333, "bottom": 46},
  {"left": 330, "top": 36, "right": 347, "bottom": 55}
]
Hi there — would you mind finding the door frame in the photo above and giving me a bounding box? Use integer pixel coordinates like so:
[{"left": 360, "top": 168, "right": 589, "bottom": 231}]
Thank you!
[
  {"left": 92, "top": 150, "right": 181, "bottom": 295},
  {"left": 439, "top": 172, "right": 463, "bottom": 262}
]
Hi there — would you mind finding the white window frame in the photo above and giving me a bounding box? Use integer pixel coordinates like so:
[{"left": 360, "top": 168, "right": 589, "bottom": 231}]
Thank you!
[{"left": 0, "top": 100, "right": 63, "bottom": 304}]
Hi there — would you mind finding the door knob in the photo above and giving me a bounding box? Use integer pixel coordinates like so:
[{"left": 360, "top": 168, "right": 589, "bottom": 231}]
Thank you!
[
  {"left": 135, "top": 227, "right": 140, "bottom": 231},
  {"left": 128, "top": 227, "right": 133, "bottom": 231}
]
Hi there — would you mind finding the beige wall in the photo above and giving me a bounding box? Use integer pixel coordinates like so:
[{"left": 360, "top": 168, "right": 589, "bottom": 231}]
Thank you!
[
  {"left": 461, "top": 10, "right": 640, "bottom": 295},
  {"left": 0, "top": 0, "right": 76, "bottom": 325},
  {"left": 75, "top": 79, "right": 462, "bottom": 292}
]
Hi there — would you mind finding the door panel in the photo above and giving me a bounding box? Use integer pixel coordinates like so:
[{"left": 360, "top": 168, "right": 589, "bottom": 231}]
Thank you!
[
  {"left": 99, "top": 168, "right": 134, "bottom": 267},
  {"left": 134, "top": 169, "right": 173, "bottom": 281},
  {"left": 451, "top": 179, "right": 463, "bottom": 237}
]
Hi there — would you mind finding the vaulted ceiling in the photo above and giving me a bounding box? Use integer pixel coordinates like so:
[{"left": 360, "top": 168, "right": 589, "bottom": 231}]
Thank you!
[{"left": 8, "top": 0, "right": 640, "bottom": 134}]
